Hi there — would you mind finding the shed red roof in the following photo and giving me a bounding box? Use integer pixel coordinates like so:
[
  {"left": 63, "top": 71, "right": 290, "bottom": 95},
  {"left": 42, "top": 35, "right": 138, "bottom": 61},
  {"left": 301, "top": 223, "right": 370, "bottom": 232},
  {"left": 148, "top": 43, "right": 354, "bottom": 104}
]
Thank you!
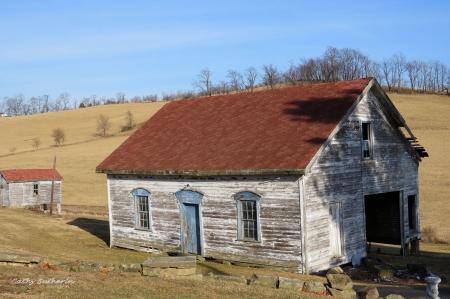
[
  {"left": 97, "top": 78, "right": 372, "bottom": 174},
  {"left": 1, "top": 169, "right": 63, "bottom": 182}
]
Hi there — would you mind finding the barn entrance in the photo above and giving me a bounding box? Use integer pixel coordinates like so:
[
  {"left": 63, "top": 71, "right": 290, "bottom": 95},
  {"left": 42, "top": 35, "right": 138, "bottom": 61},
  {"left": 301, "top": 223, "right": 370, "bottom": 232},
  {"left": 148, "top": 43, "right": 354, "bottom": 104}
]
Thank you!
[
  {"left": 175, "top": 189, "right": 204, "bottom": 255},
  {"left": 364, "top": 191, "right": 402, "bottom": 245}
]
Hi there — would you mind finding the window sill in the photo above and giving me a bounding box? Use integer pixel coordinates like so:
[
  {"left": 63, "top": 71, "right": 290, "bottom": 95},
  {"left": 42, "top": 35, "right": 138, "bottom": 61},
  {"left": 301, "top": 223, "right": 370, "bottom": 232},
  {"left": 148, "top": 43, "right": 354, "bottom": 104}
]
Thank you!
[
  {"left": 235, "top": 239, "right": 261, "bottom": 243},
  {"left": 134, "top": 228, "right": 152, "bottom": 232}
]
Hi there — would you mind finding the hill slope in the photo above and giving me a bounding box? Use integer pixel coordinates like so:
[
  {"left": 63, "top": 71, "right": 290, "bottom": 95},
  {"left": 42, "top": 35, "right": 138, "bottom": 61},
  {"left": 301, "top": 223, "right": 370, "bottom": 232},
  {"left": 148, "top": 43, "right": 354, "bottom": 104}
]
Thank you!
[
  {"left": 0, "top": 102, "right": 166, "bottom": 205},
  {"left": 0, "top": 94, "right": 449, "bottom": 241}
]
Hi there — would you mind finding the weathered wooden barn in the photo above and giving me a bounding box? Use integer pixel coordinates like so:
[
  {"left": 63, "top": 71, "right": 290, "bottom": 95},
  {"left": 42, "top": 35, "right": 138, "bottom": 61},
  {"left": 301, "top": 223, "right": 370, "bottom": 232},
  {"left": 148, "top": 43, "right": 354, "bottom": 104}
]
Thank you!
[
  {"left": 0, "top": 169, "right": 63, "bottom": 213},
  {"left": 96, "top": 78, "right": 427, "bottom": 273}
]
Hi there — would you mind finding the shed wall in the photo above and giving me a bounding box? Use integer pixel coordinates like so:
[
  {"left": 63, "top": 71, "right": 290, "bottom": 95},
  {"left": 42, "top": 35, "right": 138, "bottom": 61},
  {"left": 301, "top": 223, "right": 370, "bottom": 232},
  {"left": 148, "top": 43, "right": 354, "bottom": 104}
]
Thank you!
[
  {"left": 6, "top": 181, "right": 62, "bottom": 207},
  {"left": 107, "top": 175, "right": 303, "bottom": 272},
  {"left": 304, "top": 91, "right": 419, "bottom": 273}
]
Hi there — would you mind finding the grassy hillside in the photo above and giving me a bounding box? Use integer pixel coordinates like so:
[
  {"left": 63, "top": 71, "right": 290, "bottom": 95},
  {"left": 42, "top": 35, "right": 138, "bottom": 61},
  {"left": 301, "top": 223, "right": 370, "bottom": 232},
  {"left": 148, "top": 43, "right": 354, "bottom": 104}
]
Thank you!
[
  {"left": 0, "top": 102, "right": 166, "bottom": 205},
  {"left": 386, "top": 93, "right": 450, "bottom": 242},
  {"left": 0, "top": 94, "right": 449, "bottom": 241}
]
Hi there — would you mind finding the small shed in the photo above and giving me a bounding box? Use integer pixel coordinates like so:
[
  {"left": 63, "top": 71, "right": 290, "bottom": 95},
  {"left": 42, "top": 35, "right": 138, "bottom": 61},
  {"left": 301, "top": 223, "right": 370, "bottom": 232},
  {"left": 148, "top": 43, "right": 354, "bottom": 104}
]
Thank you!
[
  {"left": 0, "top": 169, "right": 63, "bottom": 213},
  {"left": 96, "top": 78, "right": 427, "bottom": 273}
]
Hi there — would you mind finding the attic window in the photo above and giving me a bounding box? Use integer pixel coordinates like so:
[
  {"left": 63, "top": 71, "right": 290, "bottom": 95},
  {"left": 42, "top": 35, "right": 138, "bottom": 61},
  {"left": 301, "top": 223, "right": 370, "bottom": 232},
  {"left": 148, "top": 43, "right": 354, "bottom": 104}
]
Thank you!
[
  {"left": 33, "top": 183, "right": 39, "bottom": 195},
  {"left": 361, "top": 122, "right": 374, "bottom": 159}
]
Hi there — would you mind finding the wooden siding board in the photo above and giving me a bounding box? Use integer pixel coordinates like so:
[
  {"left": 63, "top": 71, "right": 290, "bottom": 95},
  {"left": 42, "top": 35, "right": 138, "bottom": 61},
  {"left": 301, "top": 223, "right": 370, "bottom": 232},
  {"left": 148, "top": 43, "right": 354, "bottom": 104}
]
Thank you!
[
  {"left": 304, "top": 92, "right": 419, "bottom": 273},
  {"left": 4, "top": 181, "right": 62, "bottom": 207},
  {"left": 108, "top": 175, "right": 303, "bottom": 271}
]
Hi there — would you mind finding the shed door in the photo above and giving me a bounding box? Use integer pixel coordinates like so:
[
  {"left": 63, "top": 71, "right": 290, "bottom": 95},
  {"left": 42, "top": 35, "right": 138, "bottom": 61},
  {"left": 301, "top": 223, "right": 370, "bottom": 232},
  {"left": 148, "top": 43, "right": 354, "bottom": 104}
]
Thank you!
[
  {"left": 329, "top": 202, "right": 343, "bottom": 257},
  {"left": 181, "top": 203, "right": 201, "bottom": 254}
]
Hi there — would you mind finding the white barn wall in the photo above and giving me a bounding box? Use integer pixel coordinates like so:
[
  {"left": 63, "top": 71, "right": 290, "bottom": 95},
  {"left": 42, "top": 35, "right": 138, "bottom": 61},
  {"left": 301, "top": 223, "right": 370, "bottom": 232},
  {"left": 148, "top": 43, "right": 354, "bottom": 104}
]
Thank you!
[
  {"left": 304, "top": 92, "right": 419, "bottom": 273},
  {"left": 107, "top": 175, "right": 304, "bottom": 272}
]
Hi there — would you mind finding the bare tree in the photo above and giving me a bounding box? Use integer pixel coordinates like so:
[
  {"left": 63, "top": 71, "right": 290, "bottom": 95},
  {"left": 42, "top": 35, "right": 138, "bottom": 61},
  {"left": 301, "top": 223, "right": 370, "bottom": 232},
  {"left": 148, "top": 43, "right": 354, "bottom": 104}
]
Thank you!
[
  {"left": 142, "top": 94, "right": 158, "bottom": 102},
  {"left": 29, "top": 96, "right": 40, "bottom": 114},
  {"left": 57, "top": 92, "right": 70, "bottom": 110},
  {"left": 116, "top": 92, "right": 126, "bottom": 103},
  {"left": 193, "top": 68, "right": 213, "bottom": 96},
  {"left": 72, "top": 98, "right": 78, "bottom": 109},
  {"left": 227, "top": 70, "right": 244, "bottom": 92},
  {"left": 381, "top": 57, "right": 396, "bottom": 92},
  {"left": 81, "top": 97, "right": 90, "bottom": 108},
  {"left": 320, "top": 46, "right": 341, "bottom": 82},
  {"left": 392, "top": 52, "right": 406, "bottom": 90},
  {"left": 283, "top": 61, "right": 301, "bottom": 86},
  {"left": 52, "top": 127, "right": 66, "bottom": 146},
  {"left": 121, "top": 110, "right": 135, "bottom": 132},
  {"left": 130, "top": 96, "right": 142, "bottom": 103},
  {"left": 32, "top": 138, "right": 41, "bottom": 150},
  {"left": 90, "top": 94, "right": 99, "bottom": 106},
  {"left": 41, "top": 95, "right": 51, "bottom": 113},
  {"left": 5, "top": 94, "right": 25, "bottom": 116},
  {"left": 262, "top": 64, "right": 281, "bottom": 89},
  {"left": 96, "top": 114, "right": 112, "bottom": 137},
  {"left": 243, "top": 66, "right": 259, "bottom": 92},
  {"left": 299, "top": 58, "right": 321, "bottom": 81},
  {"left": 406, "top": 61, "right": 421, "bottom": 91}
]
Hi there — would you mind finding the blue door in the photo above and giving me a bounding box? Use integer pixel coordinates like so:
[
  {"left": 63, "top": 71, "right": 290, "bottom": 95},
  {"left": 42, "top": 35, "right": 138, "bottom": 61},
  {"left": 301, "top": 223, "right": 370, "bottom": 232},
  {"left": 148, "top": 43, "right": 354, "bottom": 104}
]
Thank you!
[
  {"left": 181, "top": 203, "right": 201, "bottom": 254},
  {"left": 175, "top": 190, "right": 203, "bottom": 255}
]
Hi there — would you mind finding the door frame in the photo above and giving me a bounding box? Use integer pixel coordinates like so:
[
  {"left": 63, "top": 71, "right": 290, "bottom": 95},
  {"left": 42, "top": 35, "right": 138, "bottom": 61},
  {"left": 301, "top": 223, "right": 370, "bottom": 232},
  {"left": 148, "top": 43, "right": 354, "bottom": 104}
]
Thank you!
[
  {"left": 329, "top": 201, "right": 344, "bottom": 258},
  {"left": 175, "top": 189, "right": 204, "bottom": 256}
]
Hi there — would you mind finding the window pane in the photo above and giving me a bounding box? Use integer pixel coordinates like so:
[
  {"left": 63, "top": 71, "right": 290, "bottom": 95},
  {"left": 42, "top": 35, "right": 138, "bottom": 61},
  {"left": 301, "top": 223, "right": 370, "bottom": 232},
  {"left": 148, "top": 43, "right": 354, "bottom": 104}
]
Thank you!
[
  {"left": 137, "top": 196, "right": 150, "bottom": 229},
  {"left": 241, "top": 200, "right": 257, "bottom": 240}
]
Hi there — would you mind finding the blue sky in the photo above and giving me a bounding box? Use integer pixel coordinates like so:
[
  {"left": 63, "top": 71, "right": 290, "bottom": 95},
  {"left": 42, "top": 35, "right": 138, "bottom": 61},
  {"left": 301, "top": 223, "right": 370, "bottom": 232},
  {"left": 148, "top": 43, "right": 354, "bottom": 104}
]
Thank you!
[{"left": 1, "top": 0, "right": 449, "bottom": 100}]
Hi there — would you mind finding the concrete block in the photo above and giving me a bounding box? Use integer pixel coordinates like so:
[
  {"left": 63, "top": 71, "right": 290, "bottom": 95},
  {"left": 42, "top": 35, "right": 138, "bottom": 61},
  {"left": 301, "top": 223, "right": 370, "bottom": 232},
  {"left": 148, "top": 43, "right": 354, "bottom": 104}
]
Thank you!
[
  {"left": 326, "top": 274, "right": 353, "bottom": 290},
  {"left": 250, "top": 273, "right": 278, "bottom": 288},
  {"left": 327, "top": 266, "right": 344, "bottom": 274},
  {"left": 159, "top": 267, "right": 196, "bottom": 277},
  {"left": 327, "top": 287, "right": 357, "bottom": 299},
  {"left": 215, "top": 275, "right": 247, "bottom": 284},
  {"left": 304, "top": 281, "right": 327, "bottom": 293},
  {"left": 119, "top": 263, "right": 142, "bottom": 274},
  {"left": 277, "top": 277, "right": 304, "bottom": 291},
  {"left": 0, "top": 252, "right": 43, "bottom": 264},
  {"left": 356, "top": 286, "right": 379, "bottom": 299},
  {"left": 78, "top": 263, "right": 104, "bottom": 273},
  {"left": 142, "top": 256, "right": 196, "bottom": 269}
]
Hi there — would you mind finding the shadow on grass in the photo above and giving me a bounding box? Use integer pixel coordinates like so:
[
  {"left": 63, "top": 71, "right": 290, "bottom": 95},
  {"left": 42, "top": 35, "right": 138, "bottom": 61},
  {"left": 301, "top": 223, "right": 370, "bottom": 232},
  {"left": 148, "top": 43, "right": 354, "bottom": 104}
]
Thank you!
[{"left": 67, "top": 218, "right": 110, "bottom": 246}]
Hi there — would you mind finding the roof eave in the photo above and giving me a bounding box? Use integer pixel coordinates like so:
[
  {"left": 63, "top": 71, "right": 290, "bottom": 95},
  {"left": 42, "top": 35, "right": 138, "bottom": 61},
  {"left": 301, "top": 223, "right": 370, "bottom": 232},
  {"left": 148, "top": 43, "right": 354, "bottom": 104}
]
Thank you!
[{"left": 95, "top": 168, "right": 305, "bottom": 176}]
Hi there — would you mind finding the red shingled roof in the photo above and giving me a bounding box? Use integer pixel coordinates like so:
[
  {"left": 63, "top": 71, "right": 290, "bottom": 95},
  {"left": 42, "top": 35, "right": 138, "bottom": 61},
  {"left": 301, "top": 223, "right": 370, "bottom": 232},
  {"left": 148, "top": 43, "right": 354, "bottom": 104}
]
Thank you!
[
  {"left": 1, "top": 169, "right": 63, "bottom": 182},
  {"left": 97, "top": 78, "right": 372, "bottom": 174}
]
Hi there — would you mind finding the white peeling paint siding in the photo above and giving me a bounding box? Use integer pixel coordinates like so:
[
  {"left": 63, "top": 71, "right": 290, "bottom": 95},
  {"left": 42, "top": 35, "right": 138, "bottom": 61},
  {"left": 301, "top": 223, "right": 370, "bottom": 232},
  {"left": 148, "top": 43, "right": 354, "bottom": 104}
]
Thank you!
[
  {"left": 107, "top": 175, "right": 303, "bottom": 272},
  {"left": 5, "top": 181, "right": 62, "bottom": 207},
  {"left": 304, "top": 91, "right": 419, "bottom": 273}
]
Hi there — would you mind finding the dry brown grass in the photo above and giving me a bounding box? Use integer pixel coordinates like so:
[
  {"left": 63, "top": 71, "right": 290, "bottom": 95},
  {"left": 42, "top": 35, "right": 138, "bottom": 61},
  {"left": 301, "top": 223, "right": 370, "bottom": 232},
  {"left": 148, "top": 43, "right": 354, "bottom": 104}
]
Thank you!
[
  {"left": 388, "top": 93, "right": 450, "bottom": 242},
  {"left": 0, "top": 102, "right": 166, "bottom": 206},
  {"left": 0, "top": 208, "right": 325, "bottom": 299}
]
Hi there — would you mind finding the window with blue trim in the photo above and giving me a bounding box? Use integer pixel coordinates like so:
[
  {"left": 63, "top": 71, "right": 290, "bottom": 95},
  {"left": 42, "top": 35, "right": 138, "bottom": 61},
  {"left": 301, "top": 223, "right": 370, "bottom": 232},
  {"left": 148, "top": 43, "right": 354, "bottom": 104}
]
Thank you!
[
  {"left": 234, "top": 191, "right": 261, "bottom": 241},
  {"left": 132, "top": 189, "right": 151, "bottom": 230}
]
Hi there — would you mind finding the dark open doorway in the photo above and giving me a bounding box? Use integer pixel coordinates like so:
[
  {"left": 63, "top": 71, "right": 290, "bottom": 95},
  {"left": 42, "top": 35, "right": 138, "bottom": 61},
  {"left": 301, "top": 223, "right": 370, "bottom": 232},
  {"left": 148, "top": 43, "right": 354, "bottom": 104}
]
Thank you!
[{"left": 365, "top": 191, "right": 401, "bottom": 245}]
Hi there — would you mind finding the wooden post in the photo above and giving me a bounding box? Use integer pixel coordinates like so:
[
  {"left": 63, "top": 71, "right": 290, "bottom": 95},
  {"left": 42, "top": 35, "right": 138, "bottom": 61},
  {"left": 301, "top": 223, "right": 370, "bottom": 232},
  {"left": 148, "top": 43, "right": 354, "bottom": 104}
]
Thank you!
[{"left": 50, "top": 156, "right": 56, "bottom": 216}]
